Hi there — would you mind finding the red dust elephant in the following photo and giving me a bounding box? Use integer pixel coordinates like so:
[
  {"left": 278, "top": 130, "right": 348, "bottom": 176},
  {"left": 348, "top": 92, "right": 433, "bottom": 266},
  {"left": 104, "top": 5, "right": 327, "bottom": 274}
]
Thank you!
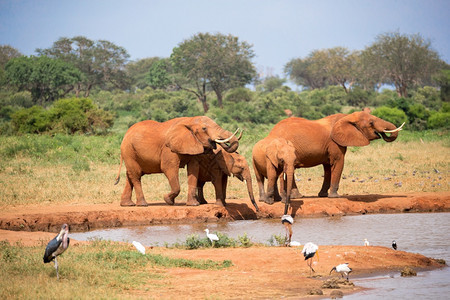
[
  {"left": 115, "top": 116, "right": 240, "bottom": 206},
  {"left": 195, "top": 148, "right": 259, "bottom": 211},
  {"left": 266, "top": 111, "right": 404, "bottom": 201}
]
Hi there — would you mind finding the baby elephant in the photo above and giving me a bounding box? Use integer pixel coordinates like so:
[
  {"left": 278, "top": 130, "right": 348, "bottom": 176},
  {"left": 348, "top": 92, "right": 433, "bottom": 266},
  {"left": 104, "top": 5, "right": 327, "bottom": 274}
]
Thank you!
[
  {"left": 195, "top": 148, "right": 259, "bottom": 211},
  {"left": 252, "top": 137, "right": 300, "bottom": 211}
]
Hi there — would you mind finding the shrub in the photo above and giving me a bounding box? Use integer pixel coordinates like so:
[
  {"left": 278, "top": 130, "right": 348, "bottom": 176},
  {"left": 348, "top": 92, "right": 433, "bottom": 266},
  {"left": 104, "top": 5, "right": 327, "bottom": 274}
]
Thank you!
[
  {"left": 428, "top": 112, "right": 450, "bottom": 129},
  {"left": 11, "top": 105, "right": 51, "bottom": 133},
  {"left": 372, "top": 106, "right": 408, "bottom": 127}
]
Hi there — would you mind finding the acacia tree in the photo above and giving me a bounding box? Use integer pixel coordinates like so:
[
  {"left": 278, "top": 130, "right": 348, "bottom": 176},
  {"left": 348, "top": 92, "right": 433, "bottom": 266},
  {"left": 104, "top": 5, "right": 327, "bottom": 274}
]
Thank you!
[
  {"left": 361, "top": 32, "right": 443, "bottom": 97},
  {"left": 285, "top": 47, "right": 359, "bottom": 93},
  {"left": 171, "top": 32, "right": 256, "bottom": 112},
  {"left": 5, "top": 56, "right": 83, "bottom": 104},
  {"left": 36, "top": 36, "right": 130, "bottom": 97},
  {"left": 126, "top": 57, "right": 161, "bottom": 89}
]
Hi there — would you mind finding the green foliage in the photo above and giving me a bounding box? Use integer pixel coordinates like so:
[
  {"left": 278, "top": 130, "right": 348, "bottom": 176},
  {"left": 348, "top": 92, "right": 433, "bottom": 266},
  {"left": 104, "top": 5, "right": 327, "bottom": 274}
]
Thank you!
[
  {"left": 372, "top": 106, "right": 408, "bottom": 126},
  {"left": 5, "top": 56, "right": 83, "bottom": 104},
  {"left": 428, "top": 111, "right": 450, "bottom": 129},
  {"left": 10, "top": 98, "right": 114, "bottom": 134},
  {"left": 146, "top": 59, "right": 172, "bottom": 89}
]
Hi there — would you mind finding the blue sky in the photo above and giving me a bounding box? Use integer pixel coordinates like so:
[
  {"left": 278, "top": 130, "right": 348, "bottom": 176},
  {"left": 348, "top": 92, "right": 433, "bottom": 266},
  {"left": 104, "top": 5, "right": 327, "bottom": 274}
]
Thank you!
[{"left": 1, "top": 0, "right": 449, "bottom": 78}]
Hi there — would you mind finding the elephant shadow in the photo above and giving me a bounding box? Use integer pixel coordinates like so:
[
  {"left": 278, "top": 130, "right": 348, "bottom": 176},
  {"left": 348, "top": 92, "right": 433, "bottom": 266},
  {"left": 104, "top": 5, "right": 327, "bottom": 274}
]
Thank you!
[
  {"left": 344, "top": 194, "right": 406, "bottom": 203},
  {"left": 287, "top": 200, "right": 304, "bottom": 218},
  {"left": 224, "top": 202, "right": 260, "bottom": 220}
]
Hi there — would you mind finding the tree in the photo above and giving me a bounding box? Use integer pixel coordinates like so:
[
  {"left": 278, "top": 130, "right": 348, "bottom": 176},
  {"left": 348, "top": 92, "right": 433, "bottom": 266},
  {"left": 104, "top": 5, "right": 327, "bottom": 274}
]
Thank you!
[
  {"left": 0, "top": 45, "right": 22, "bottom": 68},
  {"left": 126, "top": 57, "right": 161, "bottom": 89},
  {"left": 285, "top": 47, "right": 359, "bottom": 93},
  {"left": 5, "top": 56, "right": 83, "bottom": 104},
  {"left": 284, "top": 55, "right": 327, "bottom": 89},
  {"left": 36, "top": 36, "right": 130, "bottom": 97},
  {"left": 171, "top": 32, "right": 256, "bottom": 112},
  {"left": 146, "top": 59, "right": 172, "bottom": 90},
  {"left": 361, "top": 32, "right": 444, "bottom": 97}
]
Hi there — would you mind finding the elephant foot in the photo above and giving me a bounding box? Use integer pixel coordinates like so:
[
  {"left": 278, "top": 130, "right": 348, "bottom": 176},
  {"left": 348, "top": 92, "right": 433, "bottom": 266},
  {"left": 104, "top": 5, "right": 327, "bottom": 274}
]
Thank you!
[
  {"left": 318, "top": 191, "right": 328, "bottom": 197},
  {"left": 186, "top": 200, "right": 200, "bottom": 206},
  {"left": 163, "top": 195, "right": 175, "bottom": 206},
  {"left": 290, "top": 189, "right": 303, "bottom": 199},
  {"left": 328, "top": 192, "right": 340, "bottom": 198},
  {"left": 120, "top": 199, "right": 136, "bottom": 207},
  {"left": 198, "top": 198, "right": 208, "bottom": 205},
  {"left": 136, "top": 199, "right": 149, "bottom": 206},
  {"left": 215, "top": 200, "right": 226, "bottom": 207},
  {"left": 264, "top": 198, "right": 275, "bottom": 205}
]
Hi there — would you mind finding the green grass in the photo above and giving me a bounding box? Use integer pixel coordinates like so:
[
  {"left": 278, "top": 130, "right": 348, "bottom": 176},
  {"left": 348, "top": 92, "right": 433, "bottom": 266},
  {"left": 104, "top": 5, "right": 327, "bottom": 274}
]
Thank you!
[{"left": 0, "top": 240, "right": 232, "bottom": 299}]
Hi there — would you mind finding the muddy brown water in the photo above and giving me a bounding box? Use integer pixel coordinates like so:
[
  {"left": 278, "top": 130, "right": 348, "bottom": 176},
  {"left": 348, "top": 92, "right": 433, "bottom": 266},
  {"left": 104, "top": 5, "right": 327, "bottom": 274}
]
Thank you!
[{"left": 71, "top": 212, "right": 450, "bottom": 298}]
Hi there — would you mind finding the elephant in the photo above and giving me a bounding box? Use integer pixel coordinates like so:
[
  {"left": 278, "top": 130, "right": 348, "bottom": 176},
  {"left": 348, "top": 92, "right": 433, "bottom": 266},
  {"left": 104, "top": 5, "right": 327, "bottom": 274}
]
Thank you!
[
  {"left": 252, "top": 137, "right": 298, "bottom": 213},
  {"left": 194, "top": 148, "right": 259, "bottom": 211},
  {"left": 115, "top": 116, "right": 240, "bottom": 206},
  {"left": 266, "top": 110, "right": 404, "bottom": 199}
]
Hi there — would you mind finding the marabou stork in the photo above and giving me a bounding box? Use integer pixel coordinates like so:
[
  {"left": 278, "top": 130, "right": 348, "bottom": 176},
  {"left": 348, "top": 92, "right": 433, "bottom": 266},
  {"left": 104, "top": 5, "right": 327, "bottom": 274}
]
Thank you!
[
  {"left": 392, "top": 240, "right": 397, "bottom": 250},
  {"left": 43, "top": 224, "right": 70, "bottom": 279}
]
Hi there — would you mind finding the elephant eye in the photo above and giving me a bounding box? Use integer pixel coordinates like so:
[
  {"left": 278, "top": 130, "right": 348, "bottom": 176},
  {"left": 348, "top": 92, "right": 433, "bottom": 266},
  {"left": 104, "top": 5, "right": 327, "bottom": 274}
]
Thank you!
[{"left": 202, "top": 127, "right": 207, "bottom": 131}]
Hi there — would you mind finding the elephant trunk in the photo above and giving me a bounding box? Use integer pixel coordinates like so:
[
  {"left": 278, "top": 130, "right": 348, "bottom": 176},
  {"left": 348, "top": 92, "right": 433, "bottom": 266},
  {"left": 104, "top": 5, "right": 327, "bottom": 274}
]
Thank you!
[
  {"left": 215, "top": 128, "right": 240, "bottom": 153},
  {"left": 379, "top": 121, "right": 404, "bottom": 142},
  {"left": 283, "top": 165, "right": 295, "bottom": 215},
  {"left": 244, "top": 170, "right": 259, "bottom": 212}
]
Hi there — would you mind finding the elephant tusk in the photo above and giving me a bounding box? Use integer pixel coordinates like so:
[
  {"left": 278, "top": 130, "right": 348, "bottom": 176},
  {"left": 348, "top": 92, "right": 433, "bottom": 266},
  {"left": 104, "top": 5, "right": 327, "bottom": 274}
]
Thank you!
[
  {"left": 237, "top": 129, "right": 244, "bottom": 141},
  {"left": 383, "top": 122, "right": 405, "bottom": 133},
  {"left": 215, "top": 128, "right": 240, "bottom": 144}
]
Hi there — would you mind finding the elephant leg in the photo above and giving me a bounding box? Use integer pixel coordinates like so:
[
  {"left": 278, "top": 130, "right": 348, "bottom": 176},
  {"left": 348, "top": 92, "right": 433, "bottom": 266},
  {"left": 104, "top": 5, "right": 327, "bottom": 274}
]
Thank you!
[
  {"left": 274, "top": 178, "right": 282, "bottom": 202},
  {"left": 265, "top": 167, "right": 277, "bottom": 205},
  {"left": 329, "top": 159, "right": 344, "bottom": 198},
  {"left": 123, "top": 163, "right": 148, "bottom": 206},
  {"left": 254, "top": 167, "right": 266, "bottom": 202},
  {"left": 186, "top": 160, "right": 200, "bottom": 206},
  {"left": 120, "top": 173, "right": 135, "bottom": 206},
  {"left": 197, "top": 181, "right": 208, "bottom": 204},
  {"left": 290, "top": 178, "right": 303, "bottom": 199},
  {"left": 319, "top": 164, "right": 331, "bottom": 197},
  {"left": 162, "top": 168, "right": 180, "bottom": 205},
  {"left": 220, "top": 175, "right": 228, "bottom": 206}
]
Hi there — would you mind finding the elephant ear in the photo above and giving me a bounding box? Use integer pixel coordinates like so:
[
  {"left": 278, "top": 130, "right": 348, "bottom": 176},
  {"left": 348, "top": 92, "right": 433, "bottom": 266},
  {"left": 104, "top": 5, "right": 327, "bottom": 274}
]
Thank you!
[
  {"left": 166, "top": 123, "right": 204, "bottom": 155},
  {"left": 266, "top": 143, "right": 279, "bottom": 168},
  {"left": 331, "top": 113, "right": 370, "bottom": 147}
]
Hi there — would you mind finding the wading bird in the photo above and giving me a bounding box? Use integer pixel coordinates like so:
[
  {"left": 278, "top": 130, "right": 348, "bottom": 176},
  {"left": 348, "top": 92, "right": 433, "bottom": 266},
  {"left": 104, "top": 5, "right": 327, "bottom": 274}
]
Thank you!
[
  {"left": 204, "top": 229, "right": 219, "bottom": 246},
  {"left": 392, "top": 240, "right": 397, "bottom": 250},
  {"left": 281, "top": 214, "right": 294, "bottom": 246},
  {"left": 330, "top": 263, "right": 352, "bottom": 281},
  {"left": 364, "top": 238, "right": 370, "bottom": 246},
  {"left": 132, "top": 241, "right": 146, "bottom": 255},
  {"left": 43, "top": 224, "right": 70, "bottom": 280},
  {"left": 302, "top": 242, "right": 319, "bottom": 276}
]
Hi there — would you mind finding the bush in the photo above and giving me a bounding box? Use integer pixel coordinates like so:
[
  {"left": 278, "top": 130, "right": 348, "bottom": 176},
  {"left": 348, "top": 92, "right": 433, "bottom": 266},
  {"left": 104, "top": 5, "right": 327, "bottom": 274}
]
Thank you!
[
  {"left": 372, "top": 106, "right": 408, "bottom": 126},
  {"left": 11, "top": 105, "right": 51, "bottom": 133},
  {"left": 428, "top": 112, "right": 450, "bottom": 129},
  {"left": 9, "top": 98, "right": 114, "bottom": 134}
]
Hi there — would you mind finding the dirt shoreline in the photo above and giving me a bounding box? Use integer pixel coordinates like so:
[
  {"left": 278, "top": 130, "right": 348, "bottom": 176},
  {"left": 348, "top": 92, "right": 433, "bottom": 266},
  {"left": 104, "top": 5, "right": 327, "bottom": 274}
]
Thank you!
[
  {"left": 0, "top": 192, "right": 448, "bottom": 232},
  {"left": 1, "top": 191, "right": 448, "bottom": 298}
]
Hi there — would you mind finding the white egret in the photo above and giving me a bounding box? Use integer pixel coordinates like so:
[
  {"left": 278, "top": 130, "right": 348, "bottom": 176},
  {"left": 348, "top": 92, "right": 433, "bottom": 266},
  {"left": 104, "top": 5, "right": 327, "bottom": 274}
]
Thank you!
[
  {"left": 330, "top": 263, "right": 352, "bottom": 281},
  {"left": 204, "top": 229, "right": 219, "bottom": 246},
  {"left": 302, "top": 242, "right": 319, "bottom": 275},
  {"left": 364, "top": 238, "right": 370, "bottom": 246},
  {"left": 43, "top": 224, "right": 70, "bottom": 280},
  {"left": 132, "top": 241, "right": 146, "bottom": 255}
]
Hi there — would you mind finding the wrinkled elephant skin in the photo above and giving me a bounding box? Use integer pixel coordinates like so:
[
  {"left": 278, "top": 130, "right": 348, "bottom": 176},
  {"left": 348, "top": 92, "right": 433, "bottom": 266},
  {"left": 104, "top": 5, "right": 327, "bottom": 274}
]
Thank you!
[
  {"left": 115, "top": 116, "right": 239, "bottom": 206},
  {"left": 266, "top": 111, "right": 401, "bottom": 198}
]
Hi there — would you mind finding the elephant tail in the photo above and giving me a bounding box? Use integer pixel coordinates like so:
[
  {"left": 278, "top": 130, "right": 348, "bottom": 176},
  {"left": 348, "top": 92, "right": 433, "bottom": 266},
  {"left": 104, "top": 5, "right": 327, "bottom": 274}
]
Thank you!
[{"left": 114, "top": 154, "right": 123, "bottom": 185}]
